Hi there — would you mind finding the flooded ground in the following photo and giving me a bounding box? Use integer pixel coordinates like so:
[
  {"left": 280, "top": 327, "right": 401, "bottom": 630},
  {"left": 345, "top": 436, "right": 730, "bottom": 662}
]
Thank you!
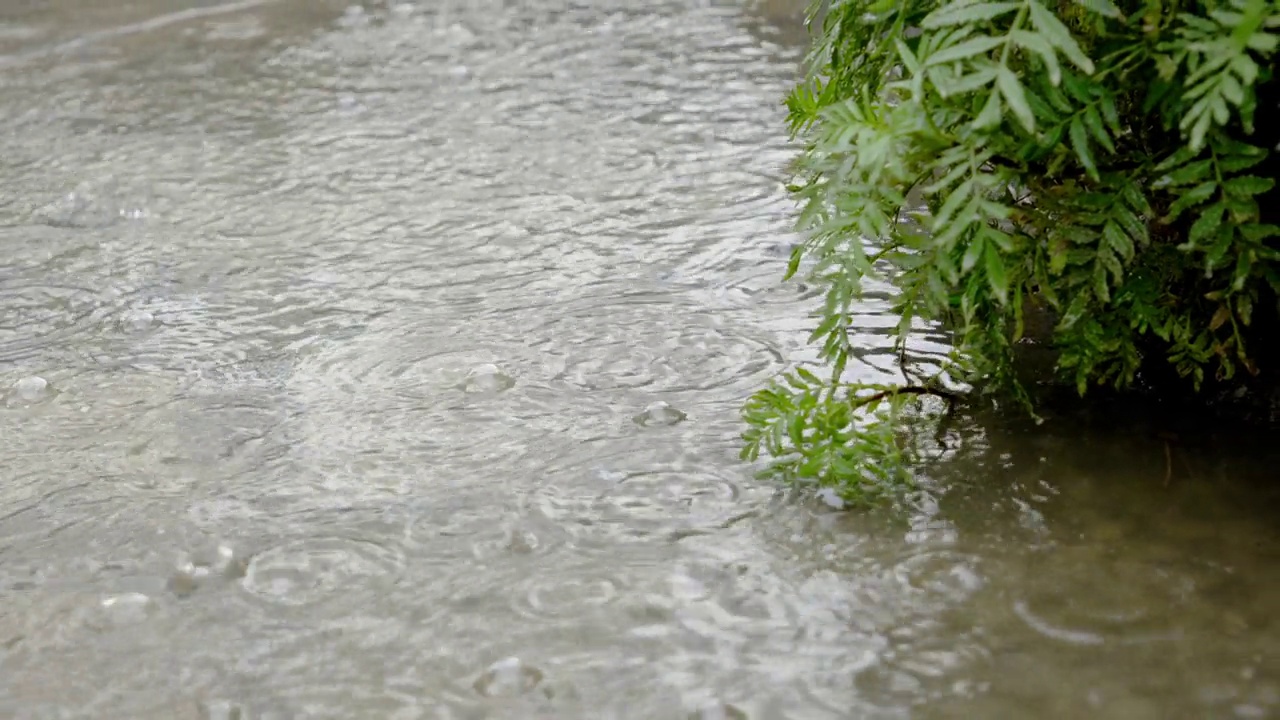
[{"left": 0, "top": 1, "right": 1276, "bottom": 718}]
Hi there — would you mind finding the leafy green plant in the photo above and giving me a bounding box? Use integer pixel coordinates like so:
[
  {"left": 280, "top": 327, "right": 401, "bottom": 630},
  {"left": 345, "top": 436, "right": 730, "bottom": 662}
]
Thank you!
[{"left": 745, "top": 0, "right": 1280, "bottom": 505}]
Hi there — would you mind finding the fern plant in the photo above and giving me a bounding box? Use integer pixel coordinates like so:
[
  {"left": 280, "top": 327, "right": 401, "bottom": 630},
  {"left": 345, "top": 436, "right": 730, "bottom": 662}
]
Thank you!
[{"left": 744, "top": 0, "right": 1280, "bottom": 505}]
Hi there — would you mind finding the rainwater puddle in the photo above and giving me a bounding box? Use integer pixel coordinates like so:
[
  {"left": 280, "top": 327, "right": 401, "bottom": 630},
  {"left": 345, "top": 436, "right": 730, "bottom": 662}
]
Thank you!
[{"left": 0, "top": 0, "right": 1276, "bottom": 718}]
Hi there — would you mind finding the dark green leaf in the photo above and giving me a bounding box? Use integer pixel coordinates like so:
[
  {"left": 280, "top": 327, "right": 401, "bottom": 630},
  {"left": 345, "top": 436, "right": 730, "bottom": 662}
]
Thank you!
[
  {"left": 1205, "top": 228, "right": 1235, "bottom": 272},
  {"left": 1165, "top": 181, "right": 1218, "bottom": 223},
  {"left": 1098, "top": 248, "right": 1124, "bottom": 284},
  {"left": 1187, "top": 202, "right": 1225, "bottom": 247},
  {"left": 1154, "top": 159, "right": 1213, "bottom": 188},
  {"left": 1232, "top": 250, "right": 1253, "bottom": 292},
  {"left": 1112, "top": 207, "right": 1150, "bottom": 246},
  {"left": 1102, "top": 221, "right": 1134, "bottom": 260},
  {"left": 1119, "top": 183, "right": 1152, "bottom": 215},
  {"left": 1099, "top": 93, "right": 1122, "bottom": 134},
  {"left": 1069, "top": 117, "right": 1097, "bottom": 179},
  {"left": 1219, "top": 152, "right": 1268, "bottom": 172},
  {"left": 984, "top": 244, "right": 1009, "bottom": 305},
  {"left": 1083, "top": 106, "right": 1115, "bottom": 153},
  {"left": 1239, "top": 223, "right": 1280, "bottom": 242},
  {"left": 1237, "top": 292, "right": 1254, "bottom": 325},
  {"left": 1223, "top": 175, "right": 1275, "bottom": 198},
  {"left": 1092, "top": 264, "right": 1110, "bottom": 302},
  {"left": 1155, "top": 145, "right": 1200, "bottom": 173}
]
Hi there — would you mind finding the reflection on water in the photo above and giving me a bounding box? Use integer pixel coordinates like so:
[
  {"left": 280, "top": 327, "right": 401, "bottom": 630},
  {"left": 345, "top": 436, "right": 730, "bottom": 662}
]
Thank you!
[{"left": 0, "top": 1, "right": 1276, "bottom": 718}]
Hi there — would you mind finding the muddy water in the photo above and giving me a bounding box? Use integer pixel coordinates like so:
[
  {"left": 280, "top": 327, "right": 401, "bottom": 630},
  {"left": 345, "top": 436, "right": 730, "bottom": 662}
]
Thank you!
[{"left": 0, "top": 1, "right": 1276, "bottom": 718}]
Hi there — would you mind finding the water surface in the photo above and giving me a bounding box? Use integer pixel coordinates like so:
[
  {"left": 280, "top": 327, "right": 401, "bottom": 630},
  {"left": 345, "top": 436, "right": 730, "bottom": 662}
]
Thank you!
[{"left": 1, "top": 1, "right": 1276, "bottom": 718}]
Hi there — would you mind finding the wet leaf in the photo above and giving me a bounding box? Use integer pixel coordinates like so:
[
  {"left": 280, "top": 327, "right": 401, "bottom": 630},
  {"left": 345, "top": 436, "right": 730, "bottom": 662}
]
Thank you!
[
  {"left": 895, "top": 39, "right": 922, "bottom": 75},
  {"left": 923, "top": 1, "right": 1022, "bottom": 28},
  {"left": 1209, "top": 304, "right": 1231, "bottom": 331},
  {"left": 932, "top": 66, "right": 999, "bottom": 96},
  {"left": 927, "top": 35, "right": 1006, "bottom": 65},
  {"left": 1072, "top": 0, "right": 1121, "bottom": 18},
  {"left": 796, "top": 366, "right": 822, "bottom": 385},
  {"left": 1012, "top": 29, "right": 1061, "bottom": 85},
  {"left": 1028, "top": 0, "right": 1095, "bottom": 73},
  {"left": 1102, "top": 221, "right": 1134, "bottom": 260},
  {"left": 1155, "top": 159, "right": 1213, "bottom": 188},
  {"left": 984, "top": 243, "right": 1009, "bottom": 304},
  {"left": 1223, "top": 175, "right": 1274, "bottom": 198},
  {"left": 1069, "top": 117, "right": 1097, "bottom": 179},
  {"left": 1165, "top": 181, "right": 1218, "bottom": 223},
  {"left": 1083, "top": 106, "right": 1115, "bottom": 153},
  {"left": 1236, "top": 293, "right": 1254, "bottom": 325},
  {"left": 962, "top": 234, "right": 987, "bottom": 272},
  {"left": 1187, "top": 202, "right": 1225, "bottom": 247},
  {"left": 997, "top": 67, "right": 1035, "bottom": 132},
  {"left": 972, "top": 90, "right": 1004, "bottom": 129}
]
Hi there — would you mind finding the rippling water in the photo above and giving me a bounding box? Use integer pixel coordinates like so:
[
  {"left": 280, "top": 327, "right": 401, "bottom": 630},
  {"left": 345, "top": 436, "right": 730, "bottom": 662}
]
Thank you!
[{"left": 1, "top": 1, "right": 1277, "bottom": 718}]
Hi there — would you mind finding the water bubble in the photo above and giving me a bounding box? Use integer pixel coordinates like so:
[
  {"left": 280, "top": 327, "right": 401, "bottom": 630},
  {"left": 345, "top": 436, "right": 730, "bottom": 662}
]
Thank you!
[
  {"left": 120, "top": 309, "right": 155, "bottom": 333},
  {"left": 7, "top": 376, "right": 50, "bottom": 406},
  {"left": 36, "top": 179, "right": 152, "bottom": 228},
  {"left": 460, "top": 363, "right": 514, "bottom": 394},
  {"left": 503, "top": 526, "right": 540, "bottom": 554},
  {"left": 95, "top": 593, "right": 156, "bottom": 628},
  {"left": 473, "top": 656, "right": 543, "bottom": 698},
  {"left": 241, "top": 536, "right": 404, "bottom": 607},
  {"left": 168, "top": 562, "right": 209, "bottom": 598},
  {"left": 169, "top": 544, "right": 245, "bottom": 598},
  {"left": 633, "top": 401, "right": 687, "bottom": 427}
]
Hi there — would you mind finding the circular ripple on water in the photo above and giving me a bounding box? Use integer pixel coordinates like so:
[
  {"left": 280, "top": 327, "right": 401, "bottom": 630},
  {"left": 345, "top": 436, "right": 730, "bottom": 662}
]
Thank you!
[
  {"left": 405, "top": 492, "right": 574, "bottom": 559},
  {"left": 1009, "top": 550, "right": 1189, "bottom": 646},
  {"left": 507, "top": 560, "right": 629, "bottom": 623},
  {"left": 240, "top": 535, "right": 405, "bottom": 609},
  {"left": 520, "top": 465, "right": 746, "bottom": 551},
  {"left": 292, "top": 337, "right": 502, "bottom": 402},
  {"left": 503, "top": 294, "right": 786, "bottom": 397}
]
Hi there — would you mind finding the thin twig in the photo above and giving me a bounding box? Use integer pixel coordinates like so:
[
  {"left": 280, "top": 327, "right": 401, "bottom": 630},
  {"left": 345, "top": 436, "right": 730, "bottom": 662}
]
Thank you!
[{"left": 852, "top": 385, "right": 963, "bottom": 410}]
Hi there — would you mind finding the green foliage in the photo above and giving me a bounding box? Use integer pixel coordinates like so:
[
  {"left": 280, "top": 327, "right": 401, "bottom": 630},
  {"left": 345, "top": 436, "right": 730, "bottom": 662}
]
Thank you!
[
  {"left": 747, "top": 0, "right": 1280, "bottom": 505},
  {"left": 741, "top": 369, "right": 920, "bottom": 505}
]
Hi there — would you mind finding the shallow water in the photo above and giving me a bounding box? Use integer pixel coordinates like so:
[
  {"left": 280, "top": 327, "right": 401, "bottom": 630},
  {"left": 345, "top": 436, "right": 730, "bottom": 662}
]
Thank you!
[{"left": 0, "top": 1, "right": 1277, "bottom": 718}]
